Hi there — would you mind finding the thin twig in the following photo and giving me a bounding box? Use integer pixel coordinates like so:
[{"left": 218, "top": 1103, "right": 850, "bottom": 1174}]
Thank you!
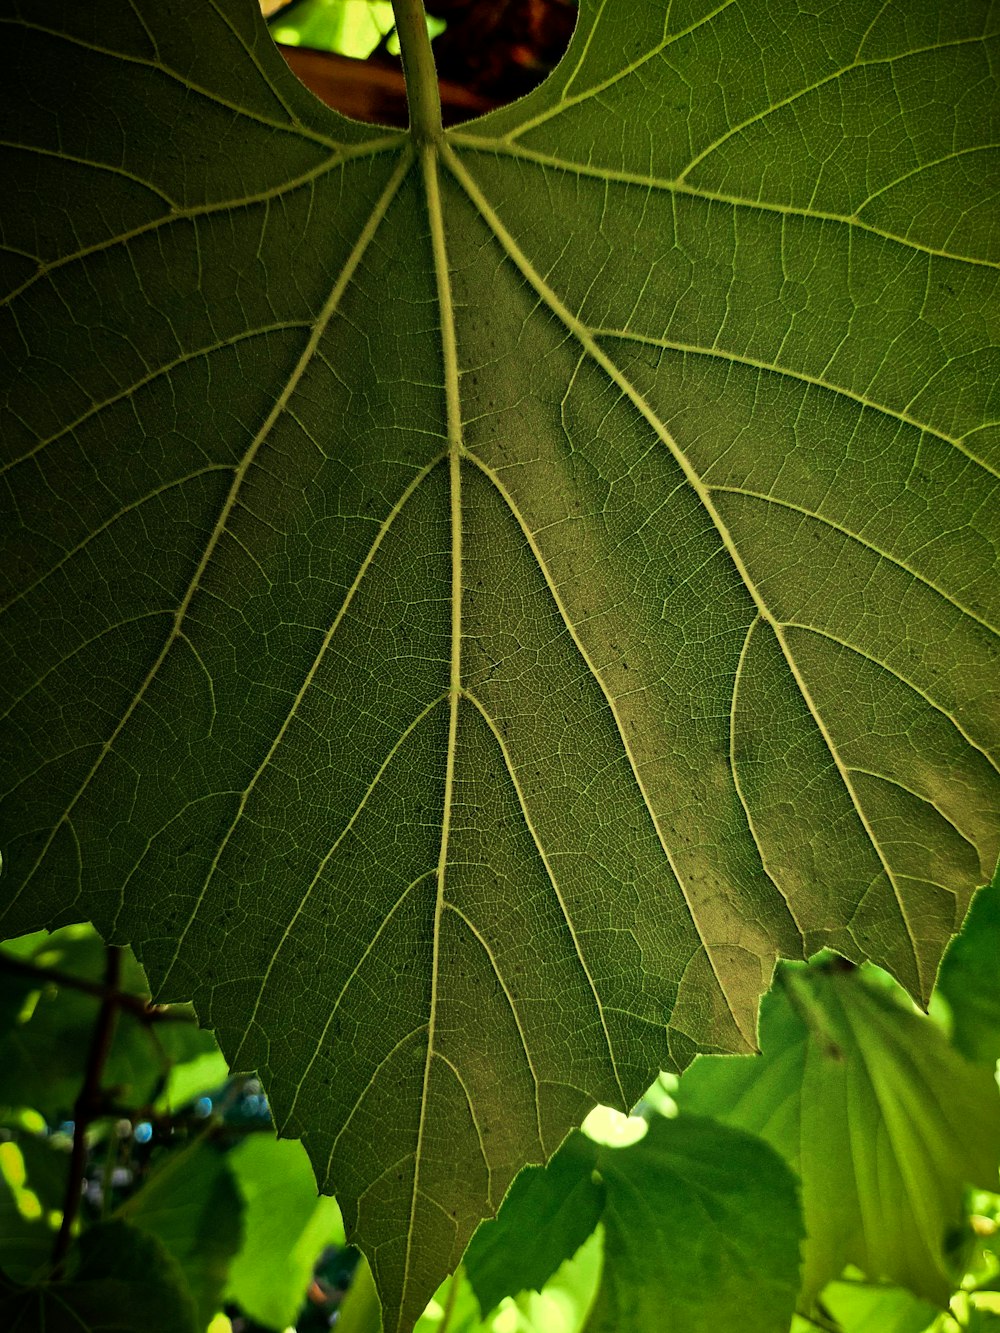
[
  {"left": 51, "top": 945, "right": 123, "bottom": 1277},
  {"left": 0, "top": 951, "right": 195, "bottom": 1023}
]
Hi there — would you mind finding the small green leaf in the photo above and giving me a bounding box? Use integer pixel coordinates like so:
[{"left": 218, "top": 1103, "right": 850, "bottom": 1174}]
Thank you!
[
  {"left": 585, "top": 1116, "right": 802, "bottom": 1333},
  {"left": 678, "top": 962, "right": 1000, "bottom": 1306},
  {"left": 465, "top": 1132, "right": 603, "bottom": 1315},
  {"left": 820, "top": 1280, "right": 939, "bottom": 1333},
  {"left": 338, "top": 1256, "right": 383, "bottom": 1333},
  {"left": 936, "top": 864, "right": 1000, "bottom": 1066},
  {"left": 0, "top": 1219, "right": 198, "bottom": 1332},
  {"left": 225, "top": 1133, "right": 345, "bottom": 1331}
]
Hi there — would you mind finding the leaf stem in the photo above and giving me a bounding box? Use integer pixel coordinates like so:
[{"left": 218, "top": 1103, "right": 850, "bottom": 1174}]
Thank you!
[
  {"left": 51, "top": 944, "right": 123, "bottom": 1277},
  {"left": 391, "top": 0, "right": 442, "bottom": 142}
]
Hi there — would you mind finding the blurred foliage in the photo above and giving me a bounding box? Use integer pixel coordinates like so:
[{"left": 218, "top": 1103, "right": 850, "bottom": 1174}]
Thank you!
[{"left": 264, "top": 0, "right": 444, "bottom": 60}]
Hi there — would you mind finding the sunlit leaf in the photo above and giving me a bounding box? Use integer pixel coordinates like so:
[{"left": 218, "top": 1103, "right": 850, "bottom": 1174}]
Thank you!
[
  {"left": 678, "top": 962, "right": 1000, "bottom": 1306},
  {"left": 225, "top": 1133, "right": 345, "bottom": 1330},
  {"left": 820, "top": 1279, "right": 939, "bottom": 1333}
]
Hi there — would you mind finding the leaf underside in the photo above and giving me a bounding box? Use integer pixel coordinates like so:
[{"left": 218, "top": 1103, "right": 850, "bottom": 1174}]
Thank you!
[{"left": 1, "top": 0, "right": 998, "bottom": 1325}]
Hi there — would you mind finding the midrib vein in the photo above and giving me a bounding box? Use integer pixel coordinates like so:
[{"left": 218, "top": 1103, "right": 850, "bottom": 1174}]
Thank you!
[
  {"left": 403, "top": 142, "right": 463, "bottom": 1316},
  {"left": 14, "top": 146, "right": 414, "bottom": 906},
  {"left": 443, "top": 141, "right": 922, "bottom": 988}
]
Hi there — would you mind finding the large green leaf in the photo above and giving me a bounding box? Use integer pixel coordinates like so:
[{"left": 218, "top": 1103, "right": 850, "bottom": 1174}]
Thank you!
[
  {"left": 1, "top": 0, "right": 998, "bottom": 1325},
  {"left": 678, "top": 962, "right": 1000, "bottom": 1307}
]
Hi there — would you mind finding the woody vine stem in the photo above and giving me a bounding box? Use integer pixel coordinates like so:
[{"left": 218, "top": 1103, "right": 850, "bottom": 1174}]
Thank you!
[{"left": 51, "top": 945, "right": 123, "bottom": 1277}]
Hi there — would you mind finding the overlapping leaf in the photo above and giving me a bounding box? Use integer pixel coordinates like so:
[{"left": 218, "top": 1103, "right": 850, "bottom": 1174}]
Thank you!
[
  {"left": 678, "top": 963, "right": 1000, "bottom": 1306},
  {"left": 1, "top": 0, "right": 997, "bottom": 1325},
  {"left": 466, "top": 1115, "right": 802, "bottom": 1333},
  {"left": 0, "top": 1221, "right": 198, "bottom": 1333},
  {"left": 937, "top": 865, "right": 1000, "bottom": 1065}
]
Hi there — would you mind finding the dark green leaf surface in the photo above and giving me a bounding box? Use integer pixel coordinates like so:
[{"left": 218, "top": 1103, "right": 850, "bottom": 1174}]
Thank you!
[
  {"left": 0, "top": 1157, "right": 54, "bottom": 1285},
  {"left": 464, "top": 1130, "right": 604, "bottom": 1315},
  {"left": 937, "top": 865, "right": 1000, "bottom": 1065},
  {"left": 678, "top": 963, "right": 1000, "bottom": 1306},
  {"left": 118, "top": 1141, "right": 243, "bottom": 1329},
  {"left": 1, "top": 0, "right": 998, "bottom": 1324},
  {"left": 0, "top": 1220, "right": 198, "bottom": 1333},
  {"left": 0, "top": 1132, "right": 69, "bottom": 1283},
  {"left": 0, "top": 929, "right": 177, "bottom": 1118},
  {"left": 467, "top": 1115, "right": 801, "bottom": 1332}
]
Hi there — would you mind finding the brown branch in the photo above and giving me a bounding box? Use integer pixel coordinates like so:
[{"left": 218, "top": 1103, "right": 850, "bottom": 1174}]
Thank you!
[
  {"left": 51, "top": 945, "right": 123, "bottom": 1278},
  {"left": 0, "top": 950, "right": 195, "bottom": 1023}
]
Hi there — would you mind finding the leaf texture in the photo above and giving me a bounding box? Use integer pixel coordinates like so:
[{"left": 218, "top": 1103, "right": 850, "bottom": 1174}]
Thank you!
[{"left": 1, "top": 0, "right": 998, "bottom": 1325}]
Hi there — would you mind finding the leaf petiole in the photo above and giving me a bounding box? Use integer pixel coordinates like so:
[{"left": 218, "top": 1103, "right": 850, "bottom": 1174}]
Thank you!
[{"left": 390, "top": 0, "right": 443, "bottom": 143}]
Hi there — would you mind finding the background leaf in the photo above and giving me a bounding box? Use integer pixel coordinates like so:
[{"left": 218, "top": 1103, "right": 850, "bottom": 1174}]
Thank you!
[
  {"left": 1, "top": 0, "right": 997, "bottom": 1323},
  {"left": 678, "top": 962, "right": 1000, "bottom": 1307},
  {"left": 468, "top": 1113, "right": 801, "bottom": 1333},
  {"left": 225, "top": 1133, "right": 346, "bottom": 1331},
  {"left": 0, "top": 1219, "right": 198, "bottom": 1333},
  {"left": 117, "top": 1140, "right": 243, "bottom": 1330},
  {"left": 584, "top": 1116, "right": 802, "bottom": 1333},
  {"left": 937, "top": 865, "right": 1000, "bottom": 1066},
  {"left": 0, "top": 928, "right": 173, "bottom": 1119},
  {"left": 464, "top": 1131, "right": 604, "bottom": 1316},
  {"left": 819, "top": 1280, "right": 940, "bottom": 1333}
]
